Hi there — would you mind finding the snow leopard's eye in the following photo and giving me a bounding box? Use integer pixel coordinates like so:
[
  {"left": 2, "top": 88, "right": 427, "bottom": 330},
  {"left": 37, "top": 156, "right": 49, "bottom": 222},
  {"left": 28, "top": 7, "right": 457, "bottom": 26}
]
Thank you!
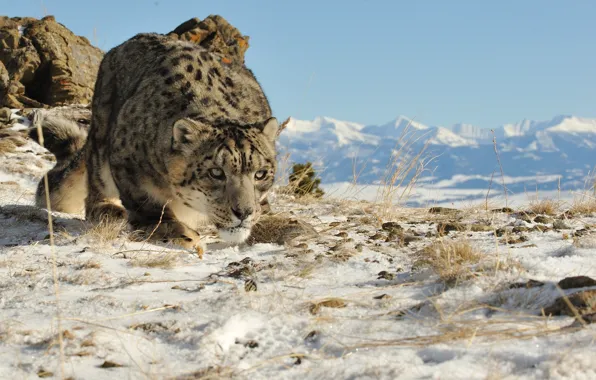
[
  {"left": 255, "top": 169, "right": 268, "bottom": 181},
  {"left": 208, "top": 167, "right": 226, "bottom": 181}
]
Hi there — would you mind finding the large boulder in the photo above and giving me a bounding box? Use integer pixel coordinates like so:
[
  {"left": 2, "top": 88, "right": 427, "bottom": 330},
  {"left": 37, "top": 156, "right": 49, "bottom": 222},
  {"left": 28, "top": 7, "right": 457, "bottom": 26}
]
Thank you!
[
  {"left": 0, "top": 15, "right": 103, "bottom": 108},
  {"left": 168, "top": 15, "right": 250, "bottom": 69},
  {"left": 0, "top": 15, "right": 251, "bottom": 108}
]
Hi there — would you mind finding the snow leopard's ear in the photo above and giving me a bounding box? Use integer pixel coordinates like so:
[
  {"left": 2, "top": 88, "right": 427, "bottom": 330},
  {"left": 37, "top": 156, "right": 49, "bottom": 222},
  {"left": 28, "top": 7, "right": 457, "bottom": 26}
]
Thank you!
[
  {"left": 258, "top": 117, "right": 278, "bottom": 142},
  {"left": 172, "top": 119, "right": 212, "bottom": 151}
]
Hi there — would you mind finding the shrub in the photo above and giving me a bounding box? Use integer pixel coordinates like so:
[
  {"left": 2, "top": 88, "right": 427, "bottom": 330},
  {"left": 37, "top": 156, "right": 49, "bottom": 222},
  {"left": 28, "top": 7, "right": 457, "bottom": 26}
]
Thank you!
[{"left": 288, "top": 162, "right": 324, "bottom": 197}]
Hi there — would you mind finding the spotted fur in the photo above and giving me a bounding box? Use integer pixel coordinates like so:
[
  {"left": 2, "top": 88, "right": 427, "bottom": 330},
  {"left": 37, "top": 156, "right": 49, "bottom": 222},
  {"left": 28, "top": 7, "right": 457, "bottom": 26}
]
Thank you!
[{"left": 35, "top": 33, "right": 278, "bottom": 246}]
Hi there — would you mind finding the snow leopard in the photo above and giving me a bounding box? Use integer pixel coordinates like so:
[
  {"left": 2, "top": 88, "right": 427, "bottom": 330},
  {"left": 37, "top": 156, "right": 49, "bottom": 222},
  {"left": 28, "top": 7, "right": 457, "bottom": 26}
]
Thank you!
[{"left": 32, "top": 33, "right": 278, "bottom": 248}]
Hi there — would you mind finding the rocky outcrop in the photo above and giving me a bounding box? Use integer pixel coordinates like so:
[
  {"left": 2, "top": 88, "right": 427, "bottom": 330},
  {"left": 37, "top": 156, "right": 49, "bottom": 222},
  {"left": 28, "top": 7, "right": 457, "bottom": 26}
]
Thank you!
[
  {"left": 168, "top": 15, "right": 250, "bottom": 69},
  {"left": 0, "top": 15, "right": 103, "bottom": 108},
  {"left": 0, "top": 15, "right": 250, "bottom": 108}
]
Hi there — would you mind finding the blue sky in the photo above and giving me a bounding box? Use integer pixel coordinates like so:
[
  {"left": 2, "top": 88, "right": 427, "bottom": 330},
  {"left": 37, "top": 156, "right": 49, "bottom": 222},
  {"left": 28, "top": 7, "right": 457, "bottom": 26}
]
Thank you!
[{"left": 4, "top": 0, "right": 596, "bottom": 127}]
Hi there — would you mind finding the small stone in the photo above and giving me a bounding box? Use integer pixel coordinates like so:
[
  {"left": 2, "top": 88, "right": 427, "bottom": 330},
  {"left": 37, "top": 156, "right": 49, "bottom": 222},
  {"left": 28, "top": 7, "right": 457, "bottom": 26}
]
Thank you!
[
  {"left": 304, "top": 330, "right": 318, "bottom": 343},
  {"left": 402, "top": 235, "right": 421, "bottom": 246},
  {"left": 512, "top": 226, "right": 529, "bottom": 233},
  {"left": 437, "top": 222, "right": 465, "bottom": 235},
  {"left": 377, "top": 271, "right": 395, "bottom": 280},
  {"left": 558, "top": 276, "right": 596, "bottom": 290},
  {"left": 470, "top": 224, "right": 493, "bottom": 232},
  {"left": 553, "top": 220, "right": 570, "bottom": 230},
  {"left": 533, "top": 225, "right": 551, "bottom": 232},
  {"left": 533, "top": 215, "right": 553, "bottom": 224},
  {"left": 492, "top": 207, "right": 514, "bottom": 213},
  {"left": 504, "top": 235, "right": 528, "bottom": 244},
  {"left": 381, "top": 222, "right": 403, "bottom": 232},
  {"left": 37, "top": 369, "right": 53, "bottom": 378},
  {"left": 99, "top": 360, "right": 124, "bottom": 368},
  {"left": 369, "top": 233, "right": 385, "bottom": 240},
  {"left": 244, "top": 279, "right": 257, "bottom": 292},
  {"left": 495, "top": 227, "right": 508, "bottom": 237},
  {"left": 328, "top": 221, "right": 341, "bottom": 227},
  {"left": 374, "top": 293, "right": 392, "bottom": 300},
  {"left": 508, "top": 279, "right": 545, "bottom": 289},
  {"left": 428, "top": 207, "right": 459, "bottom": 214},
  {"left": 543, "top": 290, "right": 596, "bottom": 316},
  {"left": 335, "top": 231, "right": 348, "bottom": 238},
  {"left": 0, "top": 107, "right": 11, "bottom": 123}
]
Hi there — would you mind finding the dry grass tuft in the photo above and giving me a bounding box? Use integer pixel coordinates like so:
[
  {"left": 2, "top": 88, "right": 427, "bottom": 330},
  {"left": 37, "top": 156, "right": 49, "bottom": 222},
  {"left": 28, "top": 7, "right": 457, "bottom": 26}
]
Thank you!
[
  {"left": 569, "top": 192, "right": 596, "bottom": 215},
  {"left": 416, "top": 240, "right": 482, "bottom": 285},
  {"left": 247, "top": 214, "right": 318, "bottom": 245},
  {"left": 129, "top": 252, "right": 180, "bottom": 269},
  {"left": 309, "top": 298, "right": 347, "bottom": 314},
  {"left": 374, "top": 120, "right": 434, "bottom": 220},
  {"left": 82, "top": 217, "right": 128, "bottom": 245},
  {"left": 59, "top": 270, "right": 106, "bottom": 285},
  {"left": 527, "top": 198, "right": 562, "bottom": 216},
  {"left": 75, "top": 259, "right": 101, "bottom": 270}
]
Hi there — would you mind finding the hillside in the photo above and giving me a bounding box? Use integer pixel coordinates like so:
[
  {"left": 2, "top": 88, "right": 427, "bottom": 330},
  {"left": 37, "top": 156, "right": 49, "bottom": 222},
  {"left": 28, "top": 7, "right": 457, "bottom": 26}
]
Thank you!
[{"left": 0, "top": 109, "right": 595, "bottom": 379}]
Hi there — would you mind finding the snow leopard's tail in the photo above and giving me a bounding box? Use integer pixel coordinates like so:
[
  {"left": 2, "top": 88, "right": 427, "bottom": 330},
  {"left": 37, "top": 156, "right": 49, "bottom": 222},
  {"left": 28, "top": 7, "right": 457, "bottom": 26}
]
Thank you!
[{"left": 29, "top": 111, "right": 88, "bottom": 213}]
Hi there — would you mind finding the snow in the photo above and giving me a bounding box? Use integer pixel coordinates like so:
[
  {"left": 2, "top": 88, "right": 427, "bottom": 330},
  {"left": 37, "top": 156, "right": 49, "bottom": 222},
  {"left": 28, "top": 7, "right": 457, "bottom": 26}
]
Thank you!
[
  {"left": 282, "top": 117, "right": 379, "bottom": 147},
  {"left": 1, "top": 112, "right": 595, "bottom": 379}
]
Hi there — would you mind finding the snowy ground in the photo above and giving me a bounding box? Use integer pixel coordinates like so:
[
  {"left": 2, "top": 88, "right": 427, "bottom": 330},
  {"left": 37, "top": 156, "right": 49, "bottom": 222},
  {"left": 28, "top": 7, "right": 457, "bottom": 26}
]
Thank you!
[{"left": 1, "top": 112, "right": 596, "bottom": 379}]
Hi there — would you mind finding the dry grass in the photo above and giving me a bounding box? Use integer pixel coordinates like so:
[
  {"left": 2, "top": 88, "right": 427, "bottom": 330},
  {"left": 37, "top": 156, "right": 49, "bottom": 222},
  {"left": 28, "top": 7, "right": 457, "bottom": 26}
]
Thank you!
[
  {"left": 569, "top": 192, "right": 596, "bottom": 215},
  {"left": 374, "top": 119, "right": 433, "bottom": 220},
  {"left": 416, "top": 240, "right": 482, "bottom": 285},
  {"left": 59, "top": 270, "right": 106, "bottom": 285},
  {"left": 82, "top": 217, "right": 128, "bottom": 245},
  {"left": 572, "top": 234, "right": 596, "bottom": 249},
  {"left": 527, "top": 197, "right": 562, "bottom": 215},
  {"left": 75, "top": 259, "right": 102, "bottom": 270},
  {"left": 129, "top": 252, "right": 180, "bottom": 269}
]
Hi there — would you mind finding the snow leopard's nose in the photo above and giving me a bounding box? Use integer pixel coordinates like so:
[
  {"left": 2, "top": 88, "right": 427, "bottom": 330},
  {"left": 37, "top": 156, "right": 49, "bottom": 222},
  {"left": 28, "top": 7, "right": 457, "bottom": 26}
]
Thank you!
[{"left": 231, "top": 206, "right": 254, "bottom": 221}]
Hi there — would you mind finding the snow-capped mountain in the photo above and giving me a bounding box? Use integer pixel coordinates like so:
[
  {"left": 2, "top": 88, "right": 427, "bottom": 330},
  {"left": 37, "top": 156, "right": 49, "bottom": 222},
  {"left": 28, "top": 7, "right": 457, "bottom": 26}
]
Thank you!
[{"left": 278, "top": 114, "right": 596, "bottom": 191}]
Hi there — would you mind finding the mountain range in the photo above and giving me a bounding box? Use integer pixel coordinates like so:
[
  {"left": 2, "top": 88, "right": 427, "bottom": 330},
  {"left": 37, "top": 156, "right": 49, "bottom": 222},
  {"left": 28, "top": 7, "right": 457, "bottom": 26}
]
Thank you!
[{"left": 277, "top": 114, "right": 596, "bottom": 192}]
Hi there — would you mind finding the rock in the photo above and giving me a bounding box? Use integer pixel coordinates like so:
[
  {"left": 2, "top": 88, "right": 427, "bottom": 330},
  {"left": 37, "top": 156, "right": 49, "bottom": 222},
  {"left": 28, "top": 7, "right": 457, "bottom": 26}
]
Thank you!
[
  {"left": 167, "top": 15, "right": 249, "bottom": 69},
  {"left": 437, "top": 222, "right": 465, "bottom": 235},
  {"left": 533, "top": 215, "right": 553, "bottom": 224},
  {"left": 512, "top": 226, "right": 529, "bottom": 233},
  {"left": 543, "top": 290, "right": 596, "bottom": 316},
  {"left": 517, "top": 214, "right": 533, "bottom": 223},
  {"left": 533, "top": 225, "right": 551, "bottom": 232},
  {"left": 428, "top": 206, "right": 459, "bottom": 214},
  {"left": 492, "top": 207, "right": 514, "bottom": 213},
  {"left": 0, "top": 107, "right": 11, "bottom": 123},
  {"left": 508, "top": 279, "right": 545, "bottom": 289},
  {"left": 558, "top": 276, "right": 596, "bottom": 290},
  {"left": 0, "top": 61, "right": 9, "bottom": 102},
  {"left": 373, "top": 294, "right": 392, "bottom": 300},
  {"left": 495, "top": 227, "right": 508, "bottom": 237},
  {"left": 553, "top": 219, "right": 570, "bottom": 230},
  {"left": 402, "top": 235, "right": 421, "bottom": 246},
  {"left": 369, "top": 232, "right": 385, "bottom": 241},
  {"left": 0, "top": 16, "right": 103, "bottom": 107},
  {"left": 381, "top": 221, "right": 402, "bottom": 233},
  {"left": 572, "top": 313, "right": 596, "bottom": 325},
  {"left": 504, "top": 235, "right": 528, "bottom": 245},
  {"left": 470, "top": 224, "right": 493, "bottom": 232},
  {"left": 377, "top": 271, "right": 395, "bottom": 280}
]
